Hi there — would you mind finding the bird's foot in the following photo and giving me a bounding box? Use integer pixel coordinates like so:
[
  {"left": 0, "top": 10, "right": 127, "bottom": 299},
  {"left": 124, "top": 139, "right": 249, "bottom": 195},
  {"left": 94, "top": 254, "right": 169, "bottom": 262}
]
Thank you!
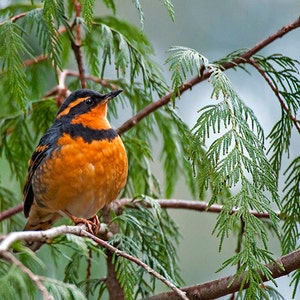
[{"left": 64, "top": 210, "right": 100, "bottom": 235}]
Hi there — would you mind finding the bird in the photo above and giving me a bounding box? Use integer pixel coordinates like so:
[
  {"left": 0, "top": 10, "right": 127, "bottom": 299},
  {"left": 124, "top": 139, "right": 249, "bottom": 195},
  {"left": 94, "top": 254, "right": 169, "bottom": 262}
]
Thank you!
[{"left": 23, "top": 89, "right": 128, "bottom": 251}]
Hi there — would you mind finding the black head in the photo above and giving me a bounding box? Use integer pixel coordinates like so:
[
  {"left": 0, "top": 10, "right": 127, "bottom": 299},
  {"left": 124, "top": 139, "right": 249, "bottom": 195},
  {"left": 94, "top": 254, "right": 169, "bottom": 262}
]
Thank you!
[{"left": 56, "top": 89, "right": 122, "bottom": 120}]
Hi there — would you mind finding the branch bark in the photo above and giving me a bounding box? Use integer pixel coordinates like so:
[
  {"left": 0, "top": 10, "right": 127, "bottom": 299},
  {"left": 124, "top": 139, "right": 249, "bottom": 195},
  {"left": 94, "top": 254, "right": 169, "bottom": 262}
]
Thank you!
[
  {"left": 248, "top": 58, "right": 300, "bottom": 133},
  {"left": 146, "top": 249, "right": 300, "bottom": 300},
  {"left": 116, "top": 17, "right": 300, "bottom": 135},
  {"left": 0, "top": 199, "right": 280, "bottom": 223},
  {"left": 70, "top": 0, "right": 86, "bottom": 89}
]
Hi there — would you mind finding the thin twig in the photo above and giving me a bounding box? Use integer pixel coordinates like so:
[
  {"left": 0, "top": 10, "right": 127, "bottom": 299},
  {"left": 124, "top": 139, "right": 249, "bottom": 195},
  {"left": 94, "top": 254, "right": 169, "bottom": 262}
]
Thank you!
[
  {"left": 0, "top": 11, "right": 28, "bottom": 26},
  {"left": 0, "top": 225, "right": 188, "bottom": 300},
  {"left": 0, "top": 204, "right": 23, "bottom": 222},
  {"left": 248, "top": 58, "right": 300, "bottom": 133},
  {"left": 80, "top": 230, "right": 189, "bottom": 300},
  {"left": 116, "top": 17, "right": 300, "bottom": 135},
  {"left": 71, "top": 0, "right": 86, "bottom": 88},
  {"left": 1, "top": 252, "right": 54, "bottom": 300},
  {"left": 85, "top": 248, "right": 92, "bottom": 297},
  {"left": 63, "top": 70, "right": 117, "bottom": 90}
]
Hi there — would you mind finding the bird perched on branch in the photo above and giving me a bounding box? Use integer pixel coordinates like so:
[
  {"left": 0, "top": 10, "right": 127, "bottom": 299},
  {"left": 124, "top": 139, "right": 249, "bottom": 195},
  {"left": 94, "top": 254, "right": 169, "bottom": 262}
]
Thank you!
[{"left": 23, "top": 89, "right": 128, "bottom": 251}]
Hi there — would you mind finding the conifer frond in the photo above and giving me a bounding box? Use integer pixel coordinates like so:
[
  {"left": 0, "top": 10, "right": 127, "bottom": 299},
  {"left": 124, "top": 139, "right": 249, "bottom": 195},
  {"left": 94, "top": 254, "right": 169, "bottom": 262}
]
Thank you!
[
  {"left": 173, "top": 47, "right": 281, "bottom": 297},
  {"left": 102, "top": 0, "right": 116, "bottom": 14},
  {"left": 291, "top": 269, "right": 300, "bottom": 299},
  {"left": 0, "top": 22, "right": 31, "bottom": 108},
  {"left": 281, "top": 157, "right": 300, "bottom": 255},
  {"left": 43, "top": 277, "right": 87, "bottom": 300},
  {"left": 132, "top": 0, "right": 144, "bottom": 27},
  {"left": 0, "top": 113, "right": 33, "bottom": 183},
  {"left": 23, "top": 8, "right": 64, "bottom": 70},
  {"left": 157, "top": 107, "right": 196, "bottom": 197},
  {"left": 166, "top": 46, "right": 209, "bottom": 97},
  {"left": 253, "top": 54, "right": 300, "bottom": 175},
  {"left": 163, "top": 0, "right": 175, "bottom": 22},
  {"left": 122, "top": 134, "right": 160, "bottom": 197},
  {"left": 29, "top": 98, "right": 57, "bottom": 139},
  {"left": 89, "top": 16, "right": 168, "bottom": 96},
  {"left": 79, "top": 0, "right": 95, "bottom": 30},
  {"left": 0, "top": 263, "right": 35, "bottom": 299},
  {"left": 111, "top": 196, "right": 182, "bottom": 298}
]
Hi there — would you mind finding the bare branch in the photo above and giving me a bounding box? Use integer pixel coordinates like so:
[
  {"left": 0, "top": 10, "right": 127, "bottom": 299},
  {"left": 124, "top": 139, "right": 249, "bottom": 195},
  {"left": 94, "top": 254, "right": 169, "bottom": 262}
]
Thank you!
[
  {"left": 146, "top": 249, "right": 300, "bottom": 300},
  {"left": 0, "top": 225, "right": 188, "bottom": 300},
  {"left": 116, "top": 17, "right": 300, "bottom": 135},
  {"left": 0, "top": 204, "right": 23, "bottom": 222},
  {"left": 70, "top": 0, "right": 86, "bottom": 89},
  {"left": 0, "top": 198, "right": 280, "bottom": 224},
  {"left": 248, "top": 58, "right": 300, "bottom": 133},
  {"left": 0, "top": 11, "right": 28, "bottom": 26},
  {"left": 113, "top": 198, "right": 280, "bottom": 219}
]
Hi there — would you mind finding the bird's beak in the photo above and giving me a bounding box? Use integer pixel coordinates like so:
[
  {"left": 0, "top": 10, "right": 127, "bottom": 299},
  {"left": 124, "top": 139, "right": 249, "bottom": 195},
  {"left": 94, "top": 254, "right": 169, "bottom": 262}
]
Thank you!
[{"left": 103, "top": 89, "right": 123, "bottom": 103}]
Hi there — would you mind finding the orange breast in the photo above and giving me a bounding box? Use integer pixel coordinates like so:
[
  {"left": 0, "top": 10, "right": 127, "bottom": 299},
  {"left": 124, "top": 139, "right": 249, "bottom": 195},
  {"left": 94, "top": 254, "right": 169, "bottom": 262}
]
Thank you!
[{"left": 32, "top": 133, "right": 128, "bottom": 219}]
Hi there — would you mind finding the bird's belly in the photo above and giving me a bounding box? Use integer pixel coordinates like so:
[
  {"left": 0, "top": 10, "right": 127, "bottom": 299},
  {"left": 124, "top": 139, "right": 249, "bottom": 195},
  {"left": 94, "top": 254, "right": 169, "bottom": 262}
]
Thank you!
[{"left": 32, "top": 136, "right": 128, "bottom": 219}]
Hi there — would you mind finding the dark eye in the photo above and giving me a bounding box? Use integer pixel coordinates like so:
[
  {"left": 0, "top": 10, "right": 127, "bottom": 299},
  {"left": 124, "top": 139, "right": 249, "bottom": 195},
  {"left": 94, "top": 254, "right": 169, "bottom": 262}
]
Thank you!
[{"left": 85, "top": 98, "right": 94, "bottom": 105}]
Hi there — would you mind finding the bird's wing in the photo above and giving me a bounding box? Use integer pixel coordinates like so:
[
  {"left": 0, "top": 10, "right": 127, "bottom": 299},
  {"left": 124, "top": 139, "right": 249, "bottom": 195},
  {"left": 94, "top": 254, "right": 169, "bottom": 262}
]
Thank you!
[{"left": 23, "top": 124, "right": 61, "bottom": 218}]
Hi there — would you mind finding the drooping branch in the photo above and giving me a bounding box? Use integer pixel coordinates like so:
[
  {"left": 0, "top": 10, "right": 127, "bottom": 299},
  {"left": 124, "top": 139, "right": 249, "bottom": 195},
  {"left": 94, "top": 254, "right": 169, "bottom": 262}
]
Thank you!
[
  {"left": 0, "top": 225, "right": 188, "bottom": 300},
  {"left": 146, "top": 249, "right": 300, "bottom": 300},
  {"left": 116, "top": 17, "right": 300, "bottom": 135},
  {"left": 248, "top": 58, "right": 300, "bottom": 133}
]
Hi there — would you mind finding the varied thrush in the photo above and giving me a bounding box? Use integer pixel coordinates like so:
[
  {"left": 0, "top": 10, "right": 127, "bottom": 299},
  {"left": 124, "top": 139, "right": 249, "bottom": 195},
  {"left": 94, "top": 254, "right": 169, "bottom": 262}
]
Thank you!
[{"left": 23, "top": 89, "right": 128, "bottom": 251}]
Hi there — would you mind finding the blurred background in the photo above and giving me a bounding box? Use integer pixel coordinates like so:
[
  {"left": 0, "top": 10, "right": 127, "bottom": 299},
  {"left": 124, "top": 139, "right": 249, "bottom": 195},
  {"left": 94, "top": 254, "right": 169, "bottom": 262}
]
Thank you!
[{"left": 103, "top": 1, "right": 300, "bottom": 298}]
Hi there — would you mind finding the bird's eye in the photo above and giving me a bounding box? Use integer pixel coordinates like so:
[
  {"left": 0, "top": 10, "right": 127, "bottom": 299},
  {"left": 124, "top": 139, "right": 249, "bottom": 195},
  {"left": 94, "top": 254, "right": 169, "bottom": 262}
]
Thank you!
[{"left": 85, "top": 98, "right": 94, "bottom": 105}]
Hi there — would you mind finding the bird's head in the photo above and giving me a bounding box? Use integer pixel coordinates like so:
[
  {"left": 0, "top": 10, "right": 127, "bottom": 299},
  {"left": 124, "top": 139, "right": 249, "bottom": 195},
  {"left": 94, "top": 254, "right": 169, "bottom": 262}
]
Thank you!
[{"left": 56, "top": 89, "right": 122, "bottom": 129}]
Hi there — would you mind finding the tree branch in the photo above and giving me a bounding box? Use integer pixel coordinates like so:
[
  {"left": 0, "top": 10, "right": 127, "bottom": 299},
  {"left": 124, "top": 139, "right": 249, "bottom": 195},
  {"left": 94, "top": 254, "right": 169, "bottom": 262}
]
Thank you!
[
  {"left": 0, "top": 225, "right": 188, "bottom": 300},
  {"left": 0, "top": 11, "right": 28, "bottom": 26},
  {"left": 116, "top": 17, "right": 300, "bottom": 135},
  {"left": 0, "top": 204, "right": 23, "bottom": 222},
  {"left": 248, "top": 58, "right": 300, "bottom": 133},
  {"left": 146, "top": 249, "right": 300, "bottom": 300},
  {"left": 70, "top": 0, "right": 86, "bottom": 89},
  {"left": 113, "top": 198, "right": 280, "bottom": 219},
  {"left": 0, "top": 198, "right": 280, "bottom": 223}
]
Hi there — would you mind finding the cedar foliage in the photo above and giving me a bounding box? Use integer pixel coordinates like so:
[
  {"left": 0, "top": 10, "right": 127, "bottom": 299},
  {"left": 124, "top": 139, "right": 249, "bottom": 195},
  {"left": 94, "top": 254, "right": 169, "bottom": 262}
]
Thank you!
[{"left": 0, "top": 1, "right": 299, "bottom": 299}]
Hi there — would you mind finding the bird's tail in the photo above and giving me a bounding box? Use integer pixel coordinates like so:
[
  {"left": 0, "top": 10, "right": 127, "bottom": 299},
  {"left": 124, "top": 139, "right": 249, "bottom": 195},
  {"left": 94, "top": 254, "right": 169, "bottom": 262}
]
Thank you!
[{"left": 24, "top": 208, "right": 61, "bottom": 252}]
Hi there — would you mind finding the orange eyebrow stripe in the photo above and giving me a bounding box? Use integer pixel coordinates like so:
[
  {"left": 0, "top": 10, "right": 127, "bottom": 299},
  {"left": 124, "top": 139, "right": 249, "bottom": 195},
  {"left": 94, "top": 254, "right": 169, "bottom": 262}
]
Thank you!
[{"left": 57, "top": 97, "right": 89, "bottom": 118}]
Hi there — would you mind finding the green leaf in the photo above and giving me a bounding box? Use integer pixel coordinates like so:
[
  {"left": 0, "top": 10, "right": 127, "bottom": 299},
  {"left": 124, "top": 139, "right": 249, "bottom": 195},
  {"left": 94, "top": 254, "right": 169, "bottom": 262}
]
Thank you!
[{"left": 0, "top": 22, "right": 32, "bottom": 108}]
